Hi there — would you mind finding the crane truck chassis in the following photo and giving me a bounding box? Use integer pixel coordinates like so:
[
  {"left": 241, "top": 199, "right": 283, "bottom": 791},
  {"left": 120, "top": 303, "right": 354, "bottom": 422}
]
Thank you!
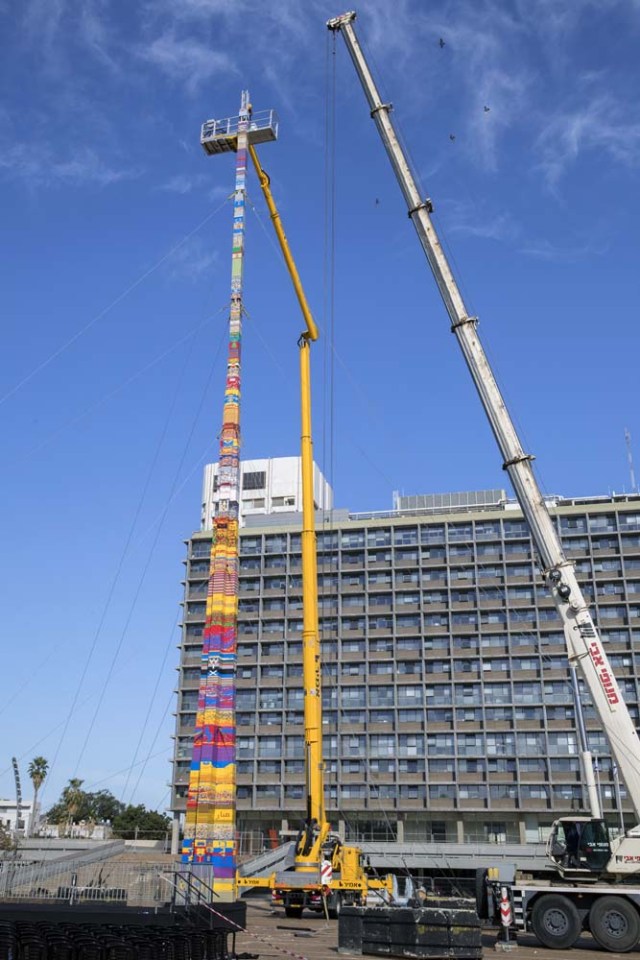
[{"left": 478, "top": 866, "right": 640, "bottom": 953}]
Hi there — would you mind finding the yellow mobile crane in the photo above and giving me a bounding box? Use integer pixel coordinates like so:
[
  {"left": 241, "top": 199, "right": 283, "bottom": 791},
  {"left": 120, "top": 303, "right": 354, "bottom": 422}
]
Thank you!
[{"left": 234, "top": 144, "right": 393, "bottom": 918}]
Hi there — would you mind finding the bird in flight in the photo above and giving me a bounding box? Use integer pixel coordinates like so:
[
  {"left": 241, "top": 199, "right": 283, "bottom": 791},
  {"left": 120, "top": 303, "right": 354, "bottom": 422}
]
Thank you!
[
  {"left": 483, "top": 105, "right": 490, "bottom": 112},
  {"left": 439, "top": 37, "right": 445, "bottom": 48},
  {"left": 449, "top": 133, "right": 456, "bottom": 141}
]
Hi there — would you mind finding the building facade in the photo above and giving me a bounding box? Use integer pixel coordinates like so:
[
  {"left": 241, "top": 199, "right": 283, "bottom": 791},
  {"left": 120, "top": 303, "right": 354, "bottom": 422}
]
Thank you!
[
  {"left": 170, "top": 481, "right": 640, "bottom": 851},
  {"left": 0, "top": 798, "right": 34, "bottom": 836},
  {"left": 200, "top": 457, "right": 333, "bottom": 530}
]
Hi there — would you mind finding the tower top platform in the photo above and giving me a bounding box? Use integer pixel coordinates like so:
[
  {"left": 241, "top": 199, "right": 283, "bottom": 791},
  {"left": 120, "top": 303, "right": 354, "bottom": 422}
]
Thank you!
[{"left": 200, "top": 109, "right": 279, "bottom": 156}]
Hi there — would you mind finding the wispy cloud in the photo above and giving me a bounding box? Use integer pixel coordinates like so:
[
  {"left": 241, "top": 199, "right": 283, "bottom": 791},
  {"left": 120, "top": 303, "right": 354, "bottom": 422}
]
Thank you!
[
  {"left": 0, "top": 142, "right": 139, "bottom": 188},
  {"left": 137, "top": 32, "right": 235, "bottom": 92},
  {"left": 160, "top": 173, "right": 208, "bottom": 194},
  {"left": 167, "top": 235, "right": 220, "bottom": 280},
  {"left": 78, "top": 0, "right": 120, "bottom": 72},
  {"left": 520, "top": 236, "right": 608, "bottom": 261},
  {"left": 21, "top": 0, "right": 119, "bottom": 73},
  {"left": 537, "top": 94, "right": 640, "bottom": 187},
  {"left": 22, "top": 0, "right": 67, "bottom": 50},
  {"left": 445, "top": 199, "right": 519, "bottom": 243},
  {"left": 441, "top": 196, "right": 602, "bottom": 262}
]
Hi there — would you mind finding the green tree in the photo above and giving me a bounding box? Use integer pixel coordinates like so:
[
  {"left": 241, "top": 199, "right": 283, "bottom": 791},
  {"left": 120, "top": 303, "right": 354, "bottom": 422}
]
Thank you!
[
  {"left": 112, "top": 804, "right": 171, "bottom": 840},
  {"left": 46, "top": 786, "right": 124, "bottom": 833},
  {"left": 47, "top": 778, "right": 88, "bottom": 834},
  {"left": 27, "top": 756, "right": 48, "bottom": 837},
  {"left": 0, "top": 821, "right": 17, "bottom": 852},
  {"left": 89, "top": 790, "right": 124, "bottom": 823}
]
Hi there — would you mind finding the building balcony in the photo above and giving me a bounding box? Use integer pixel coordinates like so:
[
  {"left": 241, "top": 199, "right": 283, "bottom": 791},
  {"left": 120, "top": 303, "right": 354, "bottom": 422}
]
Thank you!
[
  {"left": 428, "top": 798, "right": 455, "bottom": 809},
  {"left": 459, "top": 798, "right": 488, "bottom": 809}
]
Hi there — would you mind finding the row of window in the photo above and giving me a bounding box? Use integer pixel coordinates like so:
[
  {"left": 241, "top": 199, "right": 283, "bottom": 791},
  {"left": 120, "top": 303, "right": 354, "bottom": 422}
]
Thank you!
[
  {"left": 231, "top": 513, "right": 640, "bottom": 555},
  {"left": 230, "top": 783, "right": 587, "bottom": 802},
  {"left": 214, "top": 629, "right": 636, "bottom": 657},
  {"left": 183, "top": 605, "right": 640, "bottom": 639},
  {"left": 174, "top": 781, "right": 620, "bottom": 805},
  {"left": 227, "top": 578, "right": 640, "bottom": 609}
]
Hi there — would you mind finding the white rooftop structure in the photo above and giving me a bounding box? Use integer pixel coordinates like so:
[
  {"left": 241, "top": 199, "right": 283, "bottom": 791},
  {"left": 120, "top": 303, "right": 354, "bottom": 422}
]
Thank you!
[
  {"left": 0, "top": 798, "right": 35, "bottom": 836},
  {"left": 201, "top": 456, "right": 333, "bottom": 530}
]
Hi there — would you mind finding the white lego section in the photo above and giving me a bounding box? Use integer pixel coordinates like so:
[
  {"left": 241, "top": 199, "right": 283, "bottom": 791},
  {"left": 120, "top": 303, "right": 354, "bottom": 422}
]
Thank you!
[{"left": 201, "top": 456, "right": 333, "bottom": 529}]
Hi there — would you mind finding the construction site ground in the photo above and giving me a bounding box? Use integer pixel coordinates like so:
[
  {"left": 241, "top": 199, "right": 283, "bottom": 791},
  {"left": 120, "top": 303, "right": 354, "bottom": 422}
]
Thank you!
[{"left": 236, "top": 898, "right": 630, "bottom": 960}]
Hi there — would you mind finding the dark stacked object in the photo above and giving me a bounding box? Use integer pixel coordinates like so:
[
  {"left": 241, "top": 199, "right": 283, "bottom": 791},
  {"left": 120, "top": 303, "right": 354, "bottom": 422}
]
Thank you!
[
  {"left": 0, "top": 920, "right": 231, "bottom": 960},
  {"left": 338, "top": 899, "right": 483, "bottom": 959}
]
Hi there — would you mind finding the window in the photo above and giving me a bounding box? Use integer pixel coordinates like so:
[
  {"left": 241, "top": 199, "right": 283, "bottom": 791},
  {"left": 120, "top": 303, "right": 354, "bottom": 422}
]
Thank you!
[
  {"left": 490, "top": 784, "right": 518, "bottom": 800},
  {"left": 486, "top": 732, "right": 515, "bottom": 755},
  {"left": 341, "top": 734, "right": 365, "bottom": 756},
  {"left": 369, "top": 686, "right": 394, "bottom": 706},
  {"left": 370, "top": 709, "right": 394, "bottom": 724},
  {"left": 343, "top": 594, "right": 366, "bottom": 607},
  {"left": 341, "top": 687, "right": 366, "bottom": 707},
  {"left": 459, "top": 784, "right": 487, "bottom": 800},
  {"left": 341, "top": 709, "right": 366, "bottom": 724},
  {"left": 427, "top": 734, "right": 454, "bottom": 755},
  {"left": 449, "top": 524, "right": 472, "bottom": 542},
  {"left": 429, "top": 784, "right": 455, "bottom": 800},
  {"left": 397, "top": 614, "right": 421, "bottom": 629},
  {"left": 397, "top": 685, "right": 422, "bottom": 705},
  {"left": 370, "top": 593, "right": 393, "bottom": 606},
  {"left": 370, "top": 661, "right": 393, "bottom": 675},
  {"left": 589, "top": 514, "right": 617, "bottom": 532},
  {"left": 367, "top": 529, "right": 391, "bottom": 547},
  {"left": 396, "top": 636, "right": 421, "bottom": 651},
  {"left": 342, "top": 531, "right": 365, "bottom": 548},
  {"left": 394, "top": 527, "right": 418, "bottom": 545},
  {"left": 370, "top": 734, "right": 395, "bottom": 756},
  {"left": 243, "top": 471, "right": 266, "bottom": 490},
  {"left": 341, "top": 784, "right": 365, "bottom": 799}
]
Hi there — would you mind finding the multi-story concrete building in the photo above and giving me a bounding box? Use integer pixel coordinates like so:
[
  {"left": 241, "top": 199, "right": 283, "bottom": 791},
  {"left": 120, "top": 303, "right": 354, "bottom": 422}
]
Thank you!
[{"left": 170, "top": 471, "right": 640, "bottom": 852}]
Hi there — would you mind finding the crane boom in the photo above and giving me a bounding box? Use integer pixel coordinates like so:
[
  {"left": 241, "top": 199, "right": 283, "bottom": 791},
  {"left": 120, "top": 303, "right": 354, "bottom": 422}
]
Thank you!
[
  {"left": 237, "top": 141, "right": 393, "bottom": 916},
  {"left": 328, "top": 11, "right": 640, "bottom": 827},
  {"left": 247, "top": 144, "right": 324, "bottom": 834}
]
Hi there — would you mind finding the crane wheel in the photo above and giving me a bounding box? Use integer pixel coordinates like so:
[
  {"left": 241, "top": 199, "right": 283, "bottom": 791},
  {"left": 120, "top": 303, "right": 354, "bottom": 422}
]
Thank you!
[
  {"left": 327, "top": 892, "right": 342, "bottom": 919},
  {"left": 285, "top": 905, "right": 304, "bottom": 919},
  {"left": 531, "top": 894, "right": 581, "bottom": 949},
  {"left": 589, "top": 897, "right": 640, "bottom": 953}
]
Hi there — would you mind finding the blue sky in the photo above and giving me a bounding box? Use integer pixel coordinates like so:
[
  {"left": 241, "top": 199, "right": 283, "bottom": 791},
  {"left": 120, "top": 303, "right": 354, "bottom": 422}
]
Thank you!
[{"left": 1, "top": 0, "right": 639, "bottom": 813}]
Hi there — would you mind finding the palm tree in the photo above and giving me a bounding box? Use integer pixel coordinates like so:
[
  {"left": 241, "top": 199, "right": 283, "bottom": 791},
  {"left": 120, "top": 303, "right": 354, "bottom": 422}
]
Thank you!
[
  {"left": 27, "top": 756, "right": 48, "bottom": 838},
  {"left": 63, "top": 778, "right": 85, "bottom": 836}
]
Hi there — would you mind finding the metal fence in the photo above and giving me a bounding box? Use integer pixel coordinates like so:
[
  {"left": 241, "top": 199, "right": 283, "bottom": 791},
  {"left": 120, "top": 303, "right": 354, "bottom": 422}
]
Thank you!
[{"left": 0, "top": 858, "right": 176, "bottom": 907}]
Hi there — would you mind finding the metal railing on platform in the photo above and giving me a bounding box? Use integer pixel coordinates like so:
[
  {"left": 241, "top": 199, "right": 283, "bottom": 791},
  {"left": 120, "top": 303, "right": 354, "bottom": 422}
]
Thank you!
[{"left": 0, "top": 858, "right": 174, "bottom": 907}]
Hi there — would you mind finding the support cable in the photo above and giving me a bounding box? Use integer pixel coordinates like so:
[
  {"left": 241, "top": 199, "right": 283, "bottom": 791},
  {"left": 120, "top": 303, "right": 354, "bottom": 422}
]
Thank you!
[
  {"left": 120, "top": 611, "right": 180, "bottom": 804},
  {"left": 39, "top": 307, "right": 228, "bottom": 803},
  {"left": 72, "top": 309, "right": 230, "bottom": 778},
  {"left": 0, "top": 200, "right": 230, "bottom": 408},
  {"left": 17, "top": 314, "right": 215, "bottom": 464}
]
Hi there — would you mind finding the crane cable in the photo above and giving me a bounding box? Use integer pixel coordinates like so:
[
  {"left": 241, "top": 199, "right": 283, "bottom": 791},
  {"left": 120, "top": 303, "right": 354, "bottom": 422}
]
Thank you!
[{"left": 321, "top": 25, "right": 340, "bottom": 813}]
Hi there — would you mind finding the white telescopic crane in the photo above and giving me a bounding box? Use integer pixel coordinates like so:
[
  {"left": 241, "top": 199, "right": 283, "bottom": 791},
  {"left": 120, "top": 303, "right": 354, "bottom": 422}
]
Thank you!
[{"left": 328, "top": 11, "right": 640, "bottom": 876}]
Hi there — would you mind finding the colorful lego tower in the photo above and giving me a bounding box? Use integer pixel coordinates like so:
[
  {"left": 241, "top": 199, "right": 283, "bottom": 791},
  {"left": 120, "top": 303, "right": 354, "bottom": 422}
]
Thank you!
[{"left": 181, "top": 91, "right": 278, "bottom": 901}]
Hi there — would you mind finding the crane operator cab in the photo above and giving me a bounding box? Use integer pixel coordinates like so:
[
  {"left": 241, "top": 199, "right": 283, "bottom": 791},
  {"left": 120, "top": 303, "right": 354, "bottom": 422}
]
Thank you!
[{"left": 548, "top": 817, "right": 612, "bottom": 878}]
